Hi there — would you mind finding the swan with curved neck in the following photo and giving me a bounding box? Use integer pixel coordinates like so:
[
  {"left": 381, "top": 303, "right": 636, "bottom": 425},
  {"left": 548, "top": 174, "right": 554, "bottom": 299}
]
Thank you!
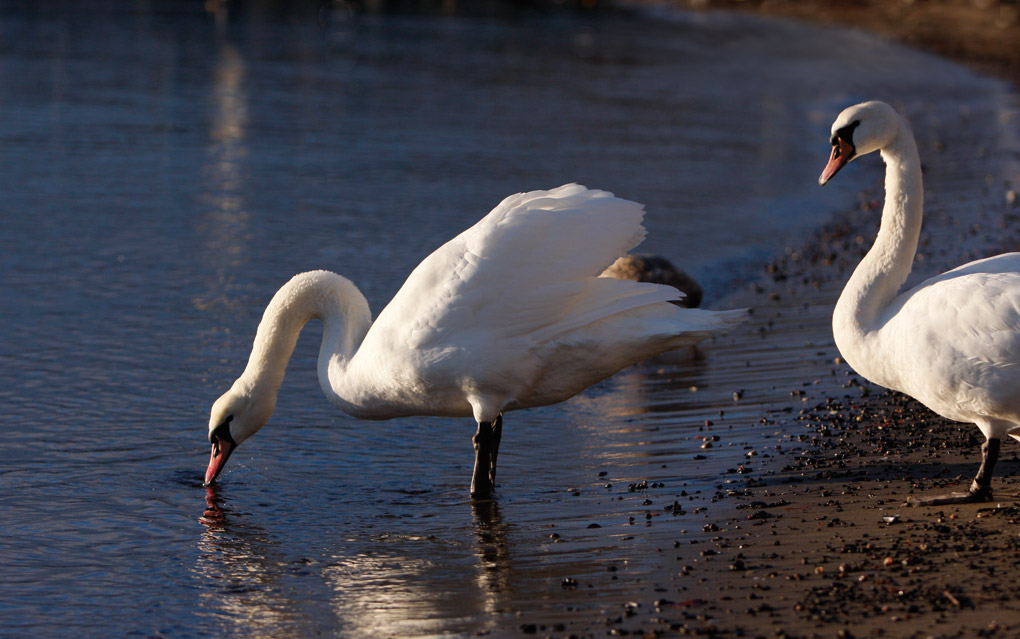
[
  {"left": 205, "top": 184, "right": 747, "bottom": 497},
  {"left": 821, "top": 101, "right": 1020, "bottom": 505}
]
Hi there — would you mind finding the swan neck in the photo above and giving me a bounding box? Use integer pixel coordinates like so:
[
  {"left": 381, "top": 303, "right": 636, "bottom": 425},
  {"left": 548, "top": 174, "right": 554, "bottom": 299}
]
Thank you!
[
  {"left": 240, "top": 272, "right": 371, "bottom": 409},
  {"left": 836, "top": 131, "right": 923, "bottom": 340}
]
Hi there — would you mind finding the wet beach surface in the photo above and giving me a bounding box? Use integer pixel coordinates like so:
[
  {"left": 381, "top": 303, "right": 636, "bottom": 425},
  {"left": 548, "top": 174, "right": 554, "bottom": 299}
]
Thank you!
[{"left": 1, "top": 2, "right": 1020, "bottom": 638}]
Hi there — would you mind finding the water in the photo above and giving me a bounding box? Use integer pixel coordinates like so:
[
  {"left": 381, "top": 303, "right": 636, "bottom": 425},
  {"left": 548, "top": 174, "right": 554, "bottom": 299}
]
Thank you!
[{"left": 0, "top": 1, "right": 1015, "bottom": 637}]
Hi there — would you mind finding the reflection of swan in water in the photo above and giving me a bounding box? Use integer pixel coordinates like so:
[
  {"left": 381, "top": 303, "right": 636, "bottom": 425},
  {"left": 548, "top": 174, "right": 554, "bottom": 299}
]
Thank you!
[
  {"left": 321, "top": 530, "right": 508, "bottom": 638},
  {"left": 196, "top": 488, "right": 514, "bottom": 637},
  {"left": 470, "top": 499, "right": 512, "bottom": 601},
  {"left": 322, "top": 503, "right": 511, "bottom": 636},
  {"left": 196, "top": 487, "right": 305, "bottom": 635},
  {"left": 205, "top": 184, "right": 747, "bottom": 497},
  {"left": 569, "top": 355, "right": 709, "bottom": 421}
]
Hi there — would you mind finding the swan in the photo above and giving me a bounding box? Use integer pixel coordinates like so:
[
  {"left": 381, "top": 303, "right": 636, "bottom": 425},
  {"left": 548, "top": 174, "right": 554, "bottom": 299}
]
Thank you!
[
  {"left": 820, "top": 101, "right": 1020, "bottom": 505},
  {"left": 204, "top": 184, "right": 747, "bottom": 497}
]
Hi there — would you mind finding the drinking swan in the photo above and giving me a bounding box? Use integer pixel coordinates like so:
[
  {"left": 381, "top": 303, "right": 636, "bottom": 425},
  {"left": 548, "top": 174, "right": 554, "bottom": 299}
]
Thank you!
[
  {"left": 204, "top": 184, "right": 747, "bottom": 497},
  {"left": 820, "top": 101, "right": 1020, "bottom": 504}
]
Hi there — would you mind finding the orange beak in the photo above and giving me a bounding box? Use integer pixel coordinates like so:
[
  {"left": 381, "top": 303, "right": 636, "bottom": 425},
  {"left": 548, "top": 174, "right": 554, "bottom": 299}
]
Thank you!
[
  {"left": 204, "top": 435, "right": 235, "bottom": 486},
  {"left": 819, "top": 137, "right": 855, "bottom": 186}
]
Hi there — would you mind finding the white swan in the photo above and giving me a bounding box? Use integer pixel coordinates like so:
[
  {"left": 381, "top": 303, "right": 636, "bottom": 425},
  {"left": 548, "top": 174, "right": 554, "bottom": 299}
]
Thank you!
[
  {"left": 820, "top": 101, "right": 1020, "bottom": 505},
  {"left": 205, "top": 184, "right": 747, "bottom": 497}
]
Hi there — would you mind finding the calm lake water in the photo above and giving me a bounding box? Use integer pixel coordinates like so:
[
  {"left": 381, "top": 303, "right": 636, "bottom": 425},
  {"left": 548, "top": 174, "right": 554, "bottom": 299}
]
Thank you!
[{"left": 1, "top": 1, "right": 1015, "bottom": 637}]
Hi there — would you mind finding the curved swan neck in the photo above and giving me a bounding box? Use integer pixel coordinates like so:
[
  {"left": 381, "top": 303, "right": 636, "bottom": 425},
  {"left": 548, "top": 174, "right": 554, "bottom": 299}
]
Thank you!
[
  {"left": 835, "top": 129, "right": 923, "bottom": 339},
  {"left": 239, "top": 271, "right": 372, "bottom": 407}
]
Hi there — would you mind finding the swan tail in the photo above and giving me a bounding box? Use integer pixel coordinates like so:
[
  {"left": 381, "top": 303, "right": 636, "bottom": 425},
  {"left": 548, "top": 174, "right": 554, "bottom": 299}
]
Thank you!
[
  {"left": 527, "top": 281, "right": 747, "bottom": 350},
  {"left": 507, "top": 277, "right": 677, "bottom": 343},
  {"left": 612, "top": 305, "right": 748, "bottom": 354}
]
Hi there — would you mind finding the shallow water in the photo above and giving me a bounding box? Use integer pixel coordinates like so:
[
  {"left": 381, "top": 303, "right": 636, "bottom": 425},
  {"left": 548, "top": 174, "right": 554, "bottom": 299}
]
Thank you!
[{"left": 0, "top": 2, "right": 1016, "bottom": 637}]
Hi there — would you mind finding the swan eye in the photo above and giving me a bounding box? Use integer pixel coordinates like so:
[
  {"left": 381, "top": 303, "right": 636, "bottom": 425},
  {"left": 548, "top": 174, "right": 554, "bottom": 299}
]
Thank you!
[
  {"left": 210, "top": 415, "right": 235, "bottom": 445},
  {"left": 834, "top": 120, "right": 861, "bottom": 149}
]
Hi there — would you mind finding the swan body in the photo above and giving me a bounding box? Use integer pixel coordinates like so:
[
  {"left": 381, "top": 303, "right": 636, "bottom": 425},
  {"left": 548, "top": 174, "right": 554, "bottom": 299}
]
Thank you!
[
  {"left": 205, "top": 184, "right": 747, "bottom": 496},
  {"left": 821, "top": 101, "right": 1020, "bottom": 504}
]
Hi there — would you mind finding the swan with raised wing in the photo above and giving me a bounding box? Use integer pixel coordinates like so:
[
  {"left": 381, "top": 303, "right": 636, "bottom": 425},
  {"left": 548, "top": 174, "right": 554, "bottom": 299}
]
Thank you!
[
  {"left": 204, "top": 184, "right": 747, "bottom": 497},
  {"left": 820, "top": 101, "right": 1020, "bottom": 505}
]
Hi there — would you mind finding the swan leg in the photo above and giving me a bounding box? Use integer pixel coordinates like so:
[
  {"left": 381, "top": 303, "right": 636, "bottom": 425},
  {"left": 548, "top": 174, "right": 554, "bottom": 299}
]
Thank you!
[
  {"left": 489, "top": 415, "right": 503, "bottom": 485},
  {"left": 970, "top": 437, "right": 1000, "bottom": 498},
  {"left": 471, "top": 420, "right": 497, "bottom": 498},
  {"left": 910, "top": 437, "right": 1000, "bottom": 506}
]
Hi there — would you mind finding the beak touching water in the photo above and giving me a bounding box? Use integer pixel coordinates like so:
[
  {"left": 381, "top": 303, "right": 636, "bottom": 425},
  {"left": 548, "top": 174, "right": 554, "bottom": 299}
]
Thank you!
[
  {"left": 204, "top": 419, "right": 236, "bottom": 486},
  {"left": 204, "top": 437, "right": 234, "bottom": 485},
  {"left": 819, "top": 136, "right": 854, "bottom": 186}
]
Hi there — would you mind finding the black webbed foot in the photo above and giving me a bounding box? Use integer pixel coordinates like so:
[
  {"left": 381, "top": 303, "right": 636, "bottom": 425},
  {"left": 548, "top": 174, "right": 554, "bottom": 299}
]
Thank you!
[
  {"left": 908, "top": 438, "right": 1000, "bottom": 506},
  {"left": 908, "top": 483, "right": 993, "bottom": 506}
]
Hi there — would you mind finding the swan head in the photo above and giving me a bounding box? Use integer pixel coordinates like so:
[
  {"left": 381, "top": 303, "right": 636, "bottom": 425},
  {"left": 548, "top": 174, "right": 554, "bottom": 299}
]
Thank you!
[
  {"left": 204, "top": 382, "right": 275, "bottom": 485},
  {"left": 819, "top": 101, "right": 904, "bottom": 186}
]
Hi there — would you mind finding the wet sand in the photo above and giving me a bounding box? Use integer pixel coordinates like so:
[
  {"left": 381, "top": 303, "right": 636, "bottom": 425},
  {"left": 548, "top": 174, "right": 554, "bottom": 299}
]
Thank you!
[{"left": 537, "top": 3, "right": 1020, "bottom": 638}]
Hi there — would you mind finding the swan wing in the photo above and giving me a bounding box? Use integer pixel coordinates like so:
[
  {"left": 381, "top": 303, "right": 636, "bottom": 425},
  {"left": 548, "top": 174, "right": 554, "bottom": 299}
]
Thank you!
[
  {"left": 372, "top": 184, "right": 681, "bottom": 351},
  {"left": 883, "top": 255, "right": 1020, "bottom": 418},
  {"left": 894, "top": 254, "right": 1020, "bottom": 347}
]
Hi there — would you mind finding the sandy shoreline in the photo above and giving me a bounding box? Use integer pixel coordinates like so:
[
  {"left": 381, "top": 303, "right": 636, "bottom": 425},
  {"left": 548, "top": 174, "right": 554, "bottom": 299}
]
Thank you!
[{"left": 564, "top": 3, "right": 1020, "bottom": 638}]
